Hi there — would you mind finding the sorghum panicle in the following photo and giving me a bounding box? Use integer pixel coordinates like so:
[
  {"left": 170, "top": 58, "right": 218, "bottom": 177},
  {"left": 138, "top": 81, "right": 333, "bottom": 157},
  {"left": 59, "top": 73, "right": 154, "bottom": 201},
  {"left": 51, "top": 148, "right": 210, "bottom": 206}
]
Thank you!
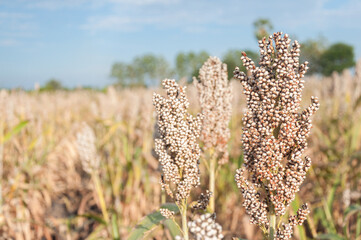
[
  {"left": 192, "top": 190, "right": 213, "bottom": 211},
  {"left": 188, "top": 213, "right": 224, "bottom": 240},
  {"left": 234, "top": 32, "right": 319, "bottom": 239},
  {"left": 276, "top": 203, "right": 310, "bottom": 239},
  {"left": 76, "top": 122, "right": 100, "bottom": 174},
  {"left": 153, "top": 79, "right": 202, "bottom": 203},
  {"left": 194, "top": 57, "right": 232, "bottom": 164}
]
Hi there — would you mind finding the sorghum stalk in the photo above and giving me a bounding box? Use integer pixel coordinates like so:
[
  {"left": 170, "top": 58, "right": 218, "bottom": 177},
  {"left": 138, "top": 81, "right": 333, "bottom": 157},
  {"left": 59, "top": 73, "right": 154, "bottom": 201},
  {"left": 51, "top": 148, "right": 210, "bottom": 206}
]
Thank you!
[
  {"left": 208, "top": 153, "right": 216, "bottom": 212},
  {"left": 76, "top": 123, "right": 109, "bottom": 223},
  {"left": 153, "top": 79, "right": 202, "bottom": 239},
  {"left": 269, "top": 211, "right": 276, "bottom": 240},
  {"left": 93, "top": 172, "right": 110, "bottom": 223},
  {"left": 234, "top": 32, "right": 320, "bottom": 240},
  {"left": 181, "top": 199, "right": 189, "bottom": 240},
  {"left": 194, "top": 57, "right": 232, "bottom": 213}
]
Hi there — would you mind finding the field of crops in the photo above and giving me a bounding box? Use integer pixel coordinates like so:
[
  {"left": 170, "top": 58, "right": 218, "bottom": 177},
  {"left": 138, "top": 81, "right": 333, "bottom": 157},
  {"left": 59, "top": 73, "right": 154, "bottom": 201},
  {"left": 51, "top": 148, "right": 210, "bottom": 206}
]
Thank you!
[{"left": 1, "top": 58, "right": 361, "bottom": 239}]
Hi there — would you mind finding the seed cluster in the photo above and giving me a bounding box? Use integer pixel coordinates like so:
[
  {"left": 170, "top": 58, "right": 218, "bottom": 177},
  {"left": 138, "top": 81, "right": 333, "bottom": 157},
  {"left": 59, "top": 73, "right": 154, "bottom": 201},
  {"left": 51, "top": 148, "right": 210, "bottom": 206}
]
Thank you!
[
  {"left": 188, "top": 213, "right": 224, "bottom": 240},
  {"left": 234, "top": 32, "right": 319, "bottom": 238},
  {"left": 153, "top": 79, "right": 202, "bottom": 203},
  {"left": 235, "top": 168, "right": 268, "bottom": 226},
  {"left": 192, "top": 190, "right": 213, "bottom": 211},
  {"left": 194, "top": 57, "right": 232, "bottom": 164},
  {"left": 276, "top": 204, "right": 310, "bottom": 239},
  {"left": 160, "top": 208, "right": 175, "bottom": 219},
  {"left": 76, "top": 122, "right": 100, "bottom": 174}
]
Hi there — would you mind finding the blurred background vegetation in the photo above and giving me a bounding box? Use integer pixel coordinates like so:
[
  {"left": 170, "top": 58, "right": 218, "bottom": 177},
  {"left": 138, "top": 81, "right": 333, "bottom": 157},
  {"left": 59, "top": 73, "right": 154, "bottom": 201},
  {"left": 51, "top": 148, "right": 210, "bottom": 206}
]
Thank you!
[
  {"left": 1, "top": 16, "right": 361, "bottom": 240},
  {"left": 1, "top": 61, "right": 361, "bottom": 239}
]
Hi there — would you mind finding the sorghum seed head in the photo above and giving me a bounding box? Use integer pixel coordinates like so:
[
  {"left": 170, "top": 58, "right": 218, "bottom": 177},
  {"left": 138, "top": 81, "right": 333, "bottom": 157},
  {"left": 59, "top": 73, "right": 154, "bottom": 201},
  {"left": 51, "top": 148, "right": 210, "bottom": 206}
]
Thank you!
[
  {"left": 76, "top": 122, "right": 100, "bottom": 174},
  {"left": 194, "top": 57, "right": 232, "bottom": 165},
  {"left": 188, "top": 213, "right": 224, "bottom": 240},
  {"left": 192, "top": 190, "right": 213, "bottom": 211},
  {"left": 234, "top": 32, "right": 319, "bottom": 233},
  {"left": 153, "top": 79, "right": 202, "bottom": 203}
]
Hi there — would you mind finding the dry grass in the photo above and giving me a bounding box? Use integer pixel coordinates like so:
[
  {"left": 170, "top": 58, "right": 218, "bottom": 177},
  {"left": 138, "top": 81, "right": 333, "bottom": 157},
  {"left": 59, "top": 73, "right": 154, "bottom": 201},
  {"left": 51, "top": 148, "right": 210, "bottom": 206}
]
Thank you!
[{"left": 0, "top": 63, "right": 361, "bottom": 239}]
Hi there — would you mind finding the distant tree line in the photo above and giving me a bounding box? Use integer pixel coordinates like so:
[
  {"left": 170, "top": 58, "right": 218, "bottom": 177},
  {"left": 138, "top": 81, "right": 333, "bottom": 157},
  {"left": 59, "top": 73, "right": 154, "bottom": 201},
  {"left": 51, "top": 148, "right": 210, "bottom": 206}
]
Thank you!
[
  {"left": 111, "top": 19, "right": 355, "bottom": 88},
  {"left": 43, "top": 18, "right": 356, "bottom": 90},
  {"left": 41, "top": 78, "right": 64, "bottom": 91},
  {"left": 110, "top": 54, "right": 173, "bottom": 87},
  {"left": 254, "top": 19, "right": 355, "bottom": 76}
]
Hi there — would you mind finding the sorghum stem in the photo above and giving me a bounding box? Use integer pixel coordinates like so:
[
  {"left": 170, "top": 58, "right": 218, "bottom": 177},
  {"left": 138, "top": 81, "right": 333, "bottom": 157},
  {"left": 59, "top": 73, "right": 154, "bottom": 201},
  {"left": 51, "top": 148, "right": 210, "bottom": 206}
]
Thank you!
[
  {"left": 181, "top": 199, "right": 189, "bottom": 240},
  {"left": 161, "top": 190, "right": 166, "bottom": 204},
  {"left": 209, "top": 154, "right": 216, "bottom": 213},
  {"left": 269, "top": 212, "right": 276, "bottom": 240},
  {"left": 92, "top": 173, "right": 110, "bottom": 223}
]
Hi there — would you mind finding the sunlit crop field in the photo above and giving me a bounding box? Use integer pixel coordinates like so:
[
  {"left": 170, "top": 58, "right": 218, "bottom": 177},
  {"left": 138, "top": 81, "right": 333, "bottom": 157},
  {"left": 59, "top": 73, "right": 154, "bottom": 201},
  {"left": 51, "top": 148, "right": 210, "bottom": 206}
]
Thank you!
[{"left": 1, "top": 61, "right": 361, "bottom": 239}]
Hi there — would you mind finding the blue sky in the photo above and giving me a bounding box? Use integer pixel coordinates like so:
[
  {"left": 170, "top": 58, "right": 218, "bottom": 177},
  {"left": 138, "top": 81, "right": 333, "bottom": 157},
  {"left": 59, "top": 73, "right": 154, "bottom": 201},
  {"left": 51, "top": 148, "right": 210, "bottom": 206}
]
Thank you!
[{"left": 1, "top": 0, "right": 360, "bottom": 89}]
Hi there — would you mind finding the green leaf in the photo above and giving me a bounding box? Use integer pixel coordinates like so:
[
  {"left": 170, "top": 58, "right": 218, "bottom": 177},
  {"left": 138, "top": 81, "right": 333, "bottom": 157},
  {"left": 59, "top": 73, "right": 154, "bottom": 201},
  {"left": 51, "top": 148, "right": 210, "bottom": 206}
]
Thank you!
[
  {"left": 356, "top": 212, "right": 361, "bottom": 239},
  {"left": 326, "top": 173, "right": 341, "bottom": 230},
  {"left": 322, "top": 197, "right": 337, "bottom": 233},
  {"left": 316, "top": 233, "right": 345, "bottom": 240},
  {"left": 128, "top": 203, "right": 180, "bottom": 240},
  {"left": 342, "top": 205, "right": 361, "bottom": 239},
  {"left": 112, "top": 213, "right": 120, "bottom": 240},
  {"left": 314, "top": 207, "right": 332, "bottom": 234},
  {"left": 1, "top": 120, "right": 29, "bottom": 143},
  {"left": 163, "top": 219, "right": 181, "bottom": 238},
  {"left": 78, "top": 213, "right": 107, "bottom": 225},
  {"left": 344, "top": 204, "right": 361, "bottom": 220}
]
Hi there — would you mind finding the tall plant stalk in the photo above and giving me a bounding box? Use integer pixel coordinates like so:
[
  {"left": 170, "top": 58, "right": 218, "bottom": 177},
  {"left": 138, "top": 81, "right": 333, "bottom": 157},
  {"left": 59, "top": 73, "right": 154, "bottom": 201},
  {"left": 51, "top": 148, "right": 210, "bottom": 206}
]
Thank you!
[
  {"left": 93, "top": 172, "right": 110, "bottom": 223},
  {"left": 76, "top": 123, "right": 109, "bottom": 223},
  {"left": 269, "top": 211, "right": 276, "bottom": 240},
  {"left": 181, "top": 200, "right": 189, "bottom": 240},
  {"left": 208, "top": 152, "right": 216, "bottom": 212}
]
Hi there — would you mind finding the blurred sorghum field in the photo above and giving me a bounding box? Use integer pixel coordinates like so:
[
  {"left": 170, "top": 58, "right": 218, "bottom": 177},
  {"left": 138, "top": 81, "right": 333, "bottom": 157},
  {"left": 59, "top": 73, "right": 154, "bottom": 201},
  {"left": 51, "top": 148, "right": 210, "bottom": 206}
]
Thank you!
[{"left": 0, "top": 59, "right": 361, "bottom": 239}]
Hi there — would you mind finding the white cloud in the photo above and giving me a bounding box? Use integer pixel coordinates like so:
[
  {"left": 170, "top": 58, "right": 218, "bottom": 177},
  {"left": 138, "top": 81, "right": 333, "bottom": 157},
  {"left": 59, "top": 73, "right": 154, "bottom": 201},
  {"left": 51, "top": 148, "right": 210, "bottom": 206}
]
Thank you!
[
  {"left": 80, "top": 0, "right": 231, "bottom": 33},
  {"left": 81, "top": 16, "right": 136, "bottom": 32},
  {"left": 0, "top": 11, "right": 36, "bottom": 44},
  {"left": 0, "top": 39, "right": 19, "bottom": 46},
  {"left": 25, "top": 0, "right": 178, "bottom": 10},
  {"left": 26, "top": 0, "right": 90, "bottom": 10},
  {"left": 107, "top": 0, "right": 179, "bottom": 6}
]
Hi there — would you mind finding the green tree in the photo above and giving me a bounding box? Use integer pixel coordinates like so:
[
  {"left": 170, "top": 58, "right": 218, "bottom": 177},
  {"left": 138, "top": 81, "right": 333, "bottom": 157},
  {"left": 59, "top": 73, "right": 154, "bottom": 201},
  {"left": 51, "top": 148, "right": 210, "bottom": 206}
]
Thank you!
[
  {"left": 222, "top": 49, "right": 259, "bottom": 79},
  {"left": 42, "top": 78, "right": 63, "bottom": 91},
  {"left": 175, "top": 52, "right": 188, "bottom": 79},
  {"left": 319, "top": 43, "right": 355, "bottom": 76},
  {"left": 111, "top": 63, "right": 128, "bottom": 86},
  {"left": 300, "top": 36, "right": 327, "bottom": 75},
  {"left": 253, "top": 18, "right": 273, "bottom": 40},
  {"left": 175, "top": 51, "right": 209, "bottom": 81},
  {"left": 134, "top": 54, "right": 173, "bottom": 86},
  {"left": 111, "top": 54, "right": 172, "bottom": 87}
]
